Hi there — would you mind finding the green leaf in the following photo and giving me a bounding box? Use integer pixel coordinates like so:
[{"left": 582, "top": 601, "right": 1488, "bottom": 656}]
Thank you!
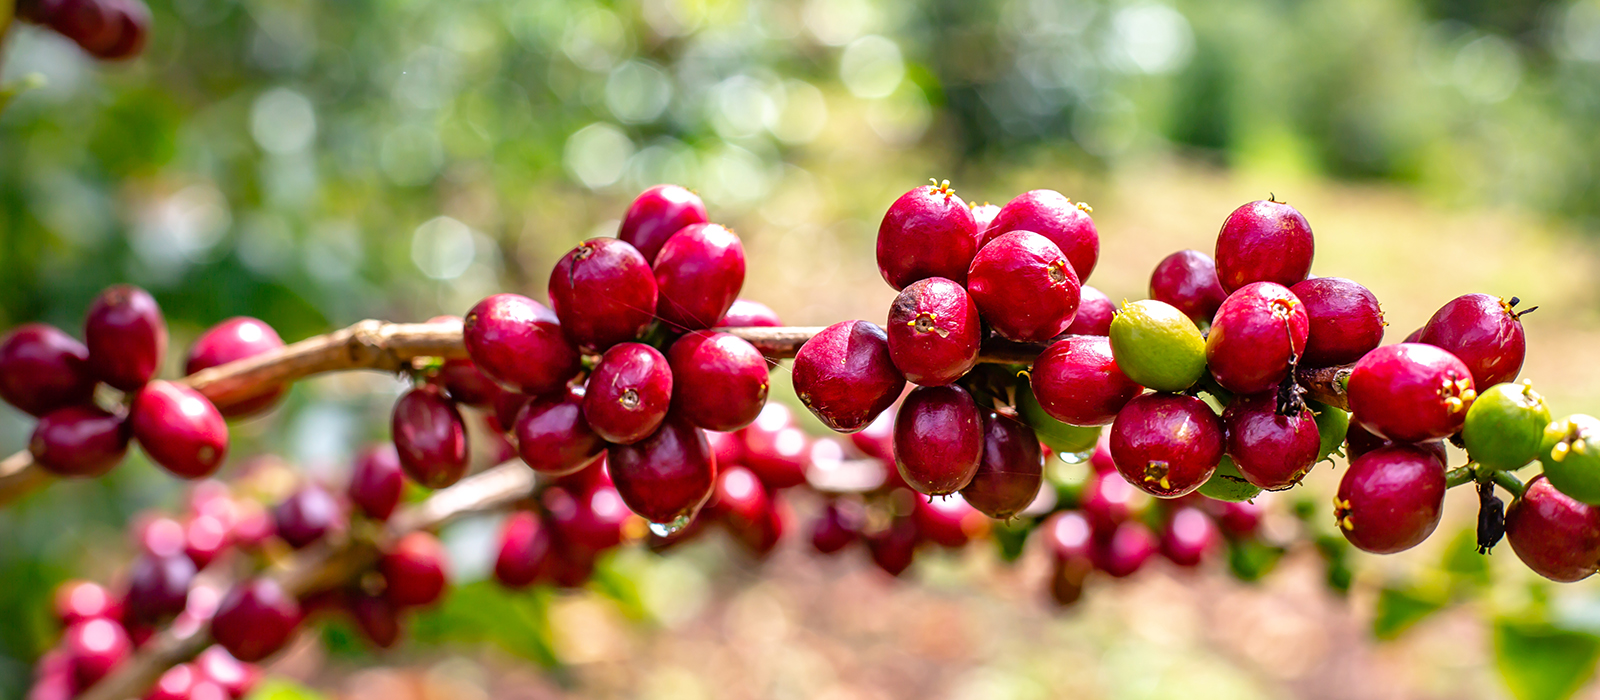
[
  {"left": 245, "top": 679, "right": 330, "bottom": 700},
  {"left": 409, "top": 581, "right": 561, "bottom": 668},
  {"left": 1226, "top": 540, "right": 1285, "bottom": 582},
  {"left": 1372, "top": 585, "right": 1449, "bottom": 640},
  {"left": 1441, "top": 528, "right": 1490, "bottom": 588},
  {"left": 1494, "top": 619, "right": 1600, "bottom": 700}
]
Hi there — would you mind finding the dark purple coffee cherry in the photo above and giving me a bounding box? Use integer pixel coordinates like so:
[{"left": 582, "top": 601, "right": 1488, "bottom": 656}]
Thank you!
[
  {"left": 966, "top": 231, "right": 1081, "bottom": 343},
  {"left": 391, "top": 385, "right": 469, "bottom": 489},
  {"left": 0, "top": 323, "right": 95, "bottom": 417},
  {"left": 84, "top": 284, "right": 167, "bottom": 391},
  {"left": 1149, "top": 249, "right": 1228, "bottom": 323},
  {"left": 667, "top": 331, "right": 769, "bottom": 432},
  {"left": 1505, "top": 475, "right": 1600, "bottom": 582},
  {"left": 515, "top": 388, "right": 603, "bottom": 475},
  {"left": 893, "top": 384, "right": 983, "bottom": 496},
  {"left": 985, "top": 189, "right": 1099, "bottom": 282},
  {"left": 1066, "top": 285, "right": 1115, "bottom": 336},
  {"left": 1160, "top": 507, "right": 1219, "bottom": 567},
  {"left": 1347, "top": 343, "right": 1475, "bottom": 442},
  {"left": 273, "top": 484, "right": 343, "bottom": 549},
  {"left": 653, "top": 223, "right": 746, "bottom": 332},
  {"left": 1334, "top": 444, "right": 1446, "bottom": 554},
  {"left": 212, "top": 579, "right": 301, "bottom": 663},
  {"left": 1206, "top": 282, "right": 1310, "bottom": 395},
  {"left": 1093, "top": 520, "right": 1158, "bottom": 578},
  {"left": 494, "top": 511, "right": 552, "bottom": 588},
  {"left": 886, "top": 277, "right": 981, "bottom": 386},
  {"left": 548, "top": 238, "right": 658, "bottom": 352},
  {"left": 1109, "top": 393, "right": 1223, "bottom": 498},
  {"left": 876, "top": 181, "right": 981, "bottom": 289},
  {"left": 1288, "top": 277, "right": 1384, "bottom": 368},
  {"left": 348, "top": 593, "right": 400, "bottom": 649},
  {"left": 62, "top": 618, "right": 130, "bottom": 691},
  {"left": 959, "top": 410, "right": 1044, "bottom": 519},
  {"left": 185, "top": 317, "right": 287, "bottom": 418},
  {"left": 584, "top": 342, "right": 673, "bottom": 444},
  {"left": 810, "top": 499, "right": 865, "bottom": 554},
  {"left": 30, "top": 405, "right": 129, "bottom": 477},
  {"left": 792, "top": 320, "right": 905, "bottom": 433},
  {"left": 1222, "top": 393, "right": 1320, "bottom": 490},
  {"left": 462, "top": 294, "right": 580, "bottom": 397},
  {"left": 1416, "top": 293, "right": 1527, "bottom": 388},
  {"left": 1213, "top": 199, "right": 1314, "bottom": 293},
  {"left": 381, "top": 531, "right": 449, "bottom": 608},
  {"left": 123, "top": 552, "right": 196, "bottom": 625},
  {"left": 1030, "top": 335, "right": 1142, "bottom": 427},
  {"left": 866, "top": 515, "right": 919, "bottom": 577},
  {"left": 607, "top": 414, "right": 716, "bottom": 527},
  {"left": 348, "top": 444, "right": 404, "bottom": 521},
  {"left": 90, "top": 0, "right": 148, "bottom": 60},
  {"left": 130, "top": 381, "right": 229, "bottom": 479},
  {"left": 619, "top": 184, "right": 708, "bottom": 264},
  {"left": 717, "top": 299, "right": 782, "bottom": 328}
]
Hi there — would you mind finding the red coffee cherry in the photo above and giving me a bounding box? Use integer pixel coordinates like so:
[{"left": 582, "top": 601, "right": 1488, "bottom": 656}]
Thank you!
[
  {"left": 182, "top": 514, "right": 230, "bottom": 570},
  {"left": 810, "top": 499, "right": 865, "bottom": 554},
  {"left": 913, "top": 494, "right": 981, "bottom": 548},
  {"left": 710, "top": 465, "right": 782, "bottom": 556},
  {"left": 515, "top": 388, "right": 604, "bottom": 476},
  {"left": 619, "top": 184, "right": 708, "bottom": 264},
  {"left": 792, "top": 320, "right": 905, "bottom": 433},
  {"left": 1149, "top": 249, "right": 1227, "bottom": 324},
  {"left": 1347, "top": 343, "right": 1475, "bottom": 442},
  {"left": 1161, "top": 507, "right": 1220, "bottom": 567},
  {"left": 738, "top": 402, "right": 810, "bottom": 489},
  {"left": 543, "top": 481, "right": 630, "bottom": 554},
  {"left": 348, "top": 444, "right": 405, "bottom": 521},
  {"left": 1416, "top": 293, "right": 1527, "bottom": 388},
  {"left": 123, "top": 552, "right": 195, "bottom": 625},
  {"left": 885, "top": 277, "right": 982, "bottom": 386},
  {"left": 1222, "top": 393, "right": 1321, "bottom": 491},
  {"left": 494, "top": 510, "right": 552, "bottom": 588},
  {"left": 381, "top": 531, "right": 450, "bottom": 608},
  {"left": 667, "top": 331, "right": 770, "bottom": 432},
  {"left": 1505, "top": 475, "right": 1600, "bottom": 582},
  {"left": 1067, "top": 285, "right": 1115, "bottom": 336},
  {"left": 130, "top": 381, "right": 229, "bottom": 479},
  {"left": 90, "top": 0, "right": 149, "bottom": 60},
  {"left": 1334, "top": 444, "right": 1447, "bottom": 554},
  {"left": 462, "top": 293, "right": 580, "bottom": 397},
  {"left": 1030, "top": 335, "right": 1142, "bottom": 427},
  {"left": 866, "top": 515, "right": 919, "bottom": 577},
  {"left": 185, "top": 317, "right": 287, "bottom": 418},
  {"left": 848, "top": 408, "right": 895, "bottom": 463},
  {"left": 717, "top": 299, "right": 782, "bottom": 328},
  {"left": 84, "top": 284, "right": 167, "bottom": 391},
  {"left": 0, "top": 323, "right": 95, "bottom": 417},
  {"left": 1205, "top": 282, "right": 1310, "bottom": 395},
  {"left": 893, "top": 384, "right": 983, "bottom": 496},
  {"left": 212, "top": 579, "right": 301, "bottom": 663},
  {"left": 349, "top": 593, "right": 400, "bottom": 649},
  {"left": 1289, "top": 277, "right": 1385, "bottom": 367},
  {"left": 1213, "top": 199, "right": 1314, "bottom": 293},
  {"left": 1109, "top": 393, "right": 1223, "bottom": 498},
  {"left": 548, "top": 238, "right": 658, "bottom": 352},
  {"left": 583, "top": 342, "right": 673, "bottom": 445},
  {"left": 959, "top": 410, "right": 1044, "bottom": 519},
  {"left": 391, "top": 385, "right": 469, "bottom": 489},
  {"left": 1081, "top": 470, "right": 1136, "bottom": 533},
  {"left": 146, "top": 664, "right": 207, "bottom": 700},
  {"left": 876, "top": 181, "right": 981, "bottom": 289},
  {"left": 969, "top": 202, "right": 1000, "bottom": 234},
  {"left": 1212, "top": 498, "right": 1264, "bottom": 537},
  {"left": 1093, "top": 520, "right": 1158, "bottom": 578},
  {"left": 428, "top": 358, "right": 500, "bottom": 407},
  {"left": 62, "top": 618, "right": 131, "bottom": 691},
  {"left": 966, "top": 230, "right": 1081, "bottom": 343},
  {"left": 606, "top": 414, "right": 716, "bottom": 528},
  {"left": 653, "top": 223, "right": 746, "bottom": 332},
  {"left": 985, "top": 189, "right": 1100, "bottom": 282},
  {"left": 194, "top": 646, "right": 259, "bottom": 698},
  {"left": 30, "top": 405, "right": 130, "bottom": 478},
  {"left": 53, "top": 580, "right": 122, "bottom": 628},
  {"left": 273, "top": 484, "right": 344, "bottom": 549}
]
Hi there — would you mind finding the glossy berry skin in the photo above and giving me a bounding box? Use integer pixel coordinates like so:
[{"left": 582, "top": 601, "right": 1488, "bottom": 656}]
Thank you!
[
  {"left": 653, "top": 223, "right": 746, "bottom": 331},
  {"left": 0, "top": 323, "right": 95, "bottom": 417},
  {"left": 711, "top": 465, "right": 782, "bottom": 555},
  {"left": 84, "top": 285, "right": 167, "bottom": 391},
  {"left": 667, "top": 331, "right": 770, "bottom": 431},
  {"left": 391, "top": 386, "right": 470, "bottom": 489},
  {"left": 130, "top": 381, "right": 229, "bottom": 479},
  {"left": 54, "top": 580, "right": 122, "bottom": 627},
  {"left": 967, "top": 231, "right": 1081, "bottom": 343},
  {"left": 985, "top": 189, "right": 1099, "bottom": 281},
  {"left": 63, "top": 618, "right": 131, "bottom": 691},
  {"left": 886, "top": 277, "right": 981, "bottom": 386},
  {"left": 1289, "top": 277, "right": 1384, "bottom": 367},
  {"left": 123, "top": 553, "right": 195, "bottom": 625},
  {"left": 1333, "top": 444, "right": 1447, "bottom": 554},
  {"left": 348, "top": 444, "right": 405, "bottom": 521},
  {"left": 548, "top": 238, "right": 658, "bottom": 352},
  {"left": 1016, "top": 381, "right": 1100, "bottom": 455},
  {"left": 462, "top": 294, "right": 580, "bottom": 397},
  {"left": 1094, "top": 521, "right": 1158, "bottom": 578},
  {"left": 381, "top": 532, "right": 450, "bottom": 608},
  {"left": 212, "top": 579, "right": 301, "bottom": 663},
  {"left": 1505, "top": 475, "right": 1600, "bottom": 582},
  {"left": 619, "top": 184, "right": 709, "bottom": 264},
  {"left": 273, "top": 484, "right": 343, "bottom": 549},
  {"left": 1205, "top": 282, "right": 1310, "bottom": 395},
  {"left": 1463, "top": 381, "right": 1550, "bottom": 473},
  {"left": 1213, "top": 200, "right": 1314, "bottom": 293},
  {"left": 960, "top": 411, "right": 1043, "bottom": 519},
  {"left": 876, "top": 182, "right": 981, "bottom": 289},
  {"left": 514, "top": 389, "right": 604, "bottom": 476},
  {"left": 185, "top": 317, "right": 287, "bottom": 417},
  {"left": 1109, "top": 393, "right": 1223, "bottom": 498},
  {"left": 30, "top": 405, "right": 130, "bottom": 477},
  {"left": 1108, "top": 299, "right": 1207, "bottom": 392},
  {"left": 792, "top": 320, "right": 905, "bottom": 433},
  {"left": 494, "top": 511, "right": 552, "bottom": 588},
  {"left": 1149, "top": 249, "right": 1228, "bottom": 324},
  {"left": 584, "top": 343, "right": 674, "bottom": 444},
  {"left": 1031, "top": 335, "right": 1142, "bottom": 427},
  {"left": 544, "top": 483, "right": 629, "bottom": 553},
  {"left": 428, "top": 357, "right": 500, "bottom": 407},
  {"left": 1416, "top": 293, "right": 1526, "bottom": 388},
  {"left": 1347, "top": 343, "right": 1476, "bottom": 442},
  {"left": 893, "top": 385, "right": 983, "bottom": 496},
  {"left": 1222, "top": 393, "right": 1321, "bottom": 491},
  {"left": 91, "top": 0, "right": 149, "bottom": 60},
  {"left": 717, "top": 299, "right": 782, "bottom": 328},
  {"left": 1161, "top": 507, "right": 1220, "bottom": 567},
  {"left": 866, "top": 516, "right": 919, "bottom": 577},
  {"left": 1067, "top": 285, "right": 1114, "bottom": 336},
  {"left": 810, "top": 500, "right": 864, "bottom": 554},
  {"left": 606, "top": 414, "right": 716, "bottom": 525}
]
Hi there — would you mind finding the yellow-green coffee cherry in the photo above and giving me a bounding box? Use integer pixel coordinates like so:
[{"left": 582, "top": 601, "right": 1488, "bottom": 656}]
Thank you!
[
  {"left": 1108, "top": 299, "right": 1207, "bottom": 392},
  {"left": 1540, "top": 414, "right": 1600, "bottom": 505},
  {"left": 1463, "top": 380, "right": 1550, "bottom": 472}
]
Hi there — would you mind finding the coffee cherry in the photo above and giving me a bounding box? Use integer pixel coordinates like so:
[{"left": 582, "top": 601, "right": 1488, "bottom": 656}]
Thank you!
[
  {"left": 212, "top": 579, "right": 301, "bottom": 663},
  {"left": 1089, "top": 434, "right": 1116, "bottom": 474},
  {"left": 1149, "top": 249, "right": 1227, "bottom": 324},
  {"left": 463, "top": 294, "right": 580, "bottom": 397},
  {"left": 607, "top": 414, "right": 716, "bottom": 528},
  {"left": 273, "top": 484, "right": 343, "bottom": 549},
  {"left": 1310, "top": 401, "right": 1350, "bottom": 463},
  {"left": 619, "top": 184, "right": 708, "bottom": 264},
  {"left": 985, "top": 189, "right": 1099, "bottom": 281},
  {"left": 0, "top": 323, "right": 95, "bottom": 417},
  {"left": 1031, "top": 335, "right": 1142, "bottom": 427},
  {"left": 653, "top": 223, "right": 746, "bottom": 331},
  {"left": 848, "top": 408, "right": 895, "bottom": 462},
  {"left": 792, "top": 320, "right": 905, "bottom": 433},
  {"left": 1205, "top": 282, "right": 1310, "bottom": 395},
  {"left": 391, "top": 385, "right": 469, "bottom": 489},
  {"left": 866, "top": 515, "right": 919, "bottom": 577},
  {"left": 883, "top": 277, "right": 981, "bottom": 387},
  {"left": 1347, "top": 343, "right": 1475, "bottom": 442},
  {"left": 185, "top": 317, "right": 287, "bottom": 418},
  {"left": 514, "top": 388, "right": 603, "bottom": 476},
  {"left": 1110, "top": 393, "right": 1223, "bottom": 498},
  {"left": 1080, "top": 470, "right": 1137, "bottom": 532},
  {"left": 1505, "top": 475, "right": 1600, "bottom": 582},
  {"left": 914, "top": 494, "right": 981, "bottom": 548},
  {"left": 711, "top": 465, "right": 783, "bottom": 555},
  {"left": 1161, "top": 507, "right": 1219, "bottom": 567},
  {"left": 1417, "top": 293, "right": 1528, "bottom": 389},
  {"left": 970, "top": 202, "right": 1000, "bottom": 233},
  {"left": 876, "top": 181, "right": 981, "bottom": 289},
  {"left": 180, "top": 513, "right": 229, "bottom": 570},
  {"left": 84, "top": 284, "right": 167, "bottom": 391},
  {"left": 717, "top": 299, "right": 782, "bottom": 328},
  {"left": 63, "top": 618, "right": 130, "bottom": 691},
  {"left": 145, "top": 664, "right": 207, "bottom": 700},
  {"left": 494, "top": 389, "right": 532, "bottom": 431},
  {"left": 195, "top": 646, "right": 259, "bottom": 698},
  {"left": 348, "top": 444, "right": 405, "bottom": 521},
  {"left": 428, "top": 357, "right": 500, "bottom": 407},
  {"left": 1539, "top": 414, "right": 1600, "bottom": 504},
  {"left": 543, "top": 482, "right": 630, "bottom": 553},
  {"left": 893, "top": 384, "right": 983, "bottom": 496},
  {"left": 667, "top": 331, "right": 770, "bottom": 431},
  {"left": 381, "top": 531, "right": 450, "bottom": 608},
  {"left": 1213, "top": 199, "right": 1314, "bottom": 293},
  {"left": 966, "top": 231, "right": 1081, "bottom": 343},
  {"left": 1067, "top": 285, "right": 1115, "bottom": 336},
  {"left": 349, "top": 593, "right": 400, "bottom": 649},
  {"left": 123, "top": 552, "right": 195, "bottom": 625},
  {"left": 810, "top": 499, "right": 865, "bottom": 554},
  {"left": 1222, "top": 393, "right": 1320, "bottom": 490},
  {"left": 1015, "top": 381, "right": 1100, "bottom": 455},
  {"left": 548, "top": 238, "right": 658, "bottom": 352},
  {"left": 30, "top": 405, "right": 130, "bottom": 477},
  {"left": 130, "top": 381, "right": 229, "bottom": 479},
  {"left": 960, "top": 410, "right": 1043, "bottom": 519},
  {"left": 739, "top": 402, "right": 810, "bottom": 488},
  {"left": 1094, "top": 520, "right": 1158, "bottom": 578},
  {"left": 1334, "top": 444, "right": 1447, "bottom": 554},
  {"left": 54, "top": 580, "right": 121, "bottom": 628},
  {"left": 1107, "top": 299, "right": 1206, "bottom": 392},
  {"left": 1288, "top": 277, "right": 1384, "bottom": 367},
  {"left": 1462, "top": 381, "right": 1549, "bottom": 473},
  {"left": 1213, "top": 499, "right": 1263, "bottom": 537},
  {"left": 1197, "top": 456, "right": 1261, "bottom": 502},
  {"left": 494, "top": 511, "right": 552, "bottom": 588},
  {"left": 91, "top": 0, "right": 148, "bottom": 60},
  {"left": 545, "top": 540, "right": 600, "bottom": 588},
  {"left": 584, "top": 343, "right": 673, "bottom": 444}
]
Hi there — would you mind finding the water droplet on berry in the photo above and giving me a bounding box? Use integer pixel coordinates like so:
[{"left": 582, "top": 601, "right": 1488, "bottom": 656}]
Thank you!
[{"left": 648, "top": 513, "right": 693, "bottom": 537}]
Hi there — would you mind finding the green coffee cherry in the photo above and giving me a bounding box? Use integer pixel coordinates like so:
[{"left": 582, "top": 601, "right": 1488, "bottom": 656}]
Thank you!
[
  {"left": 1310, "top": 401, "right": 1349, "bottom": 463},
  {"left": 1198, "top": 456, "right": 1261, "bottom": 502},
  {"left": 1463, "top": 381, "right": 1551, "bottom": 472},
  {"left": 1540, "top": 414, "right": 1600, "bottom": 505},
  {"left": 1108, "top": 299, "right": 1207, "bottom": 392},
  {"left": 1017, "top": 380, "right": 1099, "bottom": 455}
]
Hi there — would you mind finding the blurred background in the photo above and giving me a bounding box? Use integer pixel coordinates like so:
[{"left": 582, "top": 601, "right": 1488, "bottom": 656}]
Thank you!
[{"left": 8, "top": 0, "right": 1600, "bottom": 697}]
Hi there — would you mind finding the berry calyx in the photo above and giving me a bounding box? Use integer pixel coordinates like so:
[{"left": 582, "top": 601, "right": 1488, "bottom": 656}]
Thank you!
[
  {"left": 1205, "top": 281, "right": 1310, "bottom": 395},
  {"left": 1539, "top": 414, "right": 1600, "bottom": 505},
  {"left": 886, "top": 277, "right": 982, "bottom": 386},
  {"left": 1416, "top": 293, "right": 1527, "bottom": 388}
]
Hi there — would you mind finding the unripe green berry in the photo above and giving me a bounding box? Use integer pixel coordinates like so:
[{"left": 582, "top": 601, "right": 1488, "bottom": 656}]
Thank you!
[
  {"left": 1016, "top": 380, "right": 1099, "bottom": 455},
  {"left": 1197, "top": 456, "right": 1261, "bottom": 502},
  {"left": 1108, "top": 299, "right": 1207, "bottom": 392},
  {"left": 1310, "top": 401, "right": 1349, "bottom": 463},
  {"left": 1464, "top": 380, "right": 1550, "bottom": 472},
  {"left": 1539, "top": 414, "right": 1600, "bottom": 504}
]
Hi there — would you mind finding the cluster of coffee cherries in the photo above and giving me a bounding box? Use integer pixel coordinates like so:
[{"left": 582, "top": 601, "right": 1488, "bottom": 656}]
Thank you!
[{"left": 14, "top": 0, "right": 149, "bottom": 61}]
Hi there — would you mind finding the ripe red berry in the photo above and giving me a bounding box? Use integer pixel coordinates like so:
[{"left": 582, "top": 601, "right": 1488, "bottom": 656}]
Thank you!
[
  {"left": 810, "top": 499, "right": 865, "bottom": 554},
  {"left": 493, "top": 389, "right": 532, "bottom": 430},
  {"left": 181, "top": 514, "right": 230, "bottom": 570},
  {"left": 866, "top": 516, "right": 919, "bottom": 577},
  {"left": 494, "top": 511, "right": 552, "bottom": 588},
  {"left": 606, "top": 414, "right": 716, "bottom": 527},
  {"left": 619, "top": 184, "right": 708, "bottom": 264},
  {"left": 1089, "top": 433, "right": 1115, "bottom": 474},
  {"left": 1066, "top": 285, "right": 1115, "bottom": 335},
  {"left": 123, "top": 552, "right": 195, "bottom": 625},
  {"left": 985, "top": 189, "right": 1099, "bottom": 281},
  {"left": 969, "top": 202, "right": 1000, "bottom": 234},
  {"left": 885, "top": 277, "right": 981, "bottom": 386},
  {"left": 792, "top": 320, "right": 905, "bottom": 433},
  {"left": 1347, "top": 343, "right": 1475, "bottom": 442},
  {"left": 54, "top": 580, "right": 121, "bottom": 628},
  {"left": 583, "top": 343, "right": 673, "bottom": 444},
  {"left": 427, "top": 357, "right": 499, "bottom": 407},
  {"left": 1505, "top": 475, "right": 1600, "bottom": 582},
  {"left": 543, "top": 482, "right": 630, "bottom": 553},
  {"left": 548, "top": 238, "right": 658, "bottom": 352},
  {"left": 462, "top": 293, "right": 580, "bottom": 397},
  {"left": 30, "top": 405, "right": 130, "bottom": 477},
  {"left": 893, "top": 384, "right": 983, "bottom": 496},
  {"left": 667, "top": 331, "right": 770, "bottom": 432},
  {"left": 1334, "top": 444, "right": 1447, "bottom": 554},
  {"left": 717, "top": 299, "right": 782, "bottom": 328},
  {"left": 273, "top": 484, "right": 344, "bottom": 549},
  {"left": 545, "top": 540, "right": 600, "bottom": 588},
  {"left": 63, "top": 618, "right": 131, "bottom": 691},
  {"left": 1109, "top": 393, "right": 1223, "bottom": 498},
  {"left": 848, "top": 409, "right": 895, "bottom": 462},
  {"left": 90, "top": 0, "right": 148, "bottom": 60},
  {"left": 1222, "top": 393, "right": 1321, "bottom": 490},
  {"left": 1289, "top": 277, "right": 1385, "bottom": 367},
  {"left": 49, "top": 0, "right": 119, "bottom": 55},
  {"left": 381, "top": 531, "right": 450, "bottom": 608},
  {"left": 1149, "top": 249, "right": 1228, "bottom": 323},
  {"left": 514, "top": 388, "right": 603, "bottom": 476},
  {"left": 195, "top": 646, "right": 258, "bottom": 698},
  {"left": 349, "top": 593, "right": 400, "bottom": 649},
  {"left": 391, "top": 385, "right": 469, "bottom": 489},
  {"left": 1093, "top": 520, "right": 1158, "bottom": 578},
  {"left": 1213, "top": 499, "right": 1263, "bottom": 537},
  {"left": 348, "top": 444, "right": 404, "bottom": 521},
  {"left": 959, "top": 410, "right": 1043, "bottom": 519},
  {"left": 145, "top": 664, "right": 205, "bottom": 700},
  {"left": 1213, "top": 199, "right": 1314, "bottom": 293},
  {"left": 1416, "top": 293, "right": 1527, "bottom": 388},
  {"left": 739, "top": 403, "right": 810, "bottom": 488},
  {"left": 84, "top": 284, "right": 167, "bottom": 391},
  {"left": 1081, "top": 470, "right": 1136, "bottom": 533},
  {"left": 966, "top": 231, "right": 1081, "bottom": 343},
  {"left": 710, "top": 465, "right": 784, "bottom": 556},
  {"left": 211, "top": 578, "right": 301, "bottom": 663},
  {"left": 1205, "top": 282, "right": 1310, "bottom": 395},
  {"left": 914, "top": 494, "right": 980, "bottom": 548},
  {"left": 130, "top": 381, "right": 229, "bottom": 479},
  {"left": 875, "top": 181, "right": 981, "bottom": 289},
  {"left": 1030, "top": 335, "right": 1142, "bottom": 427},
  {"left": 185, "top": 317, "right": 287, "bottom": 418},
  {"left": 653, "top": 223, "right": 746, "bottom": 332},
  {"left": 0, "top": 323, "right": 95, "bottom": 417},
  {"left": 1160, "top": 507, "right": 1219, "bottom": 567}
]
